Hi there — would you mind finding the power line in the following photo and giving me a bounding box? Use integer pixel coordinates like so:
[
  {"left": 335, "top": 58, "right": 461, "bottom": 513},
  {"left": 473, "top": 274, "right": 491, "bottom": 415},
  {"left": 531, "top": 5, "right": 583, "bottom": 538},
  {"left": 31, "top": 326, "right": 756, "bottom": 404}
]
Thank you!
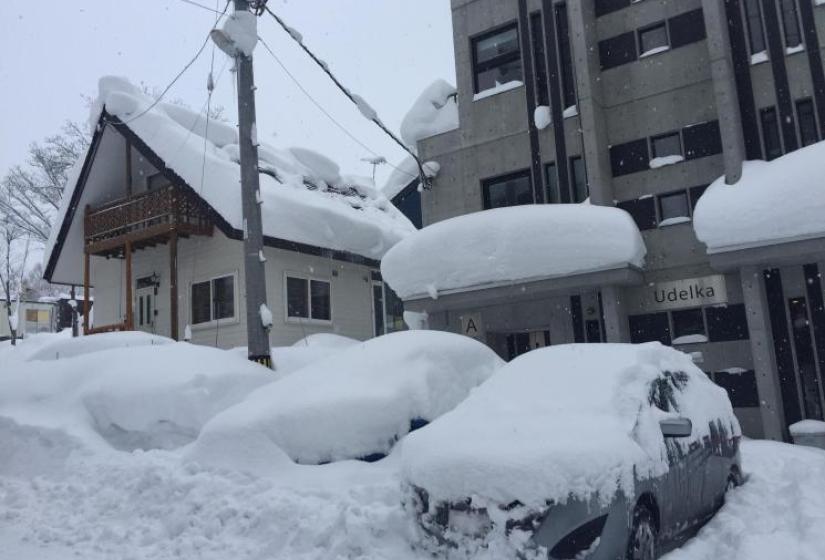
[
  {"left": 256, "top": 37, "right": 416, "bottom": 180},
  {"left": 175, "top": 0, "right": 224, "bottom": 15}
]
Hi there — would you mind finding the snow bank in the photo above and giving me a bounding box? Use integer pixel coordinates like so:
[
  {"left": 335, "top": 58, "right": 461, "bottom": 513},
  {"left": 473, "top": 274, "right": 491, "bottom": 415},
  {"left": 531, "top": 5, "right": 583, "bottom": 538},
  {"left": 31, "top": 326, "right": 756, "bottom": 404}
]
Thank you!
[
  {"left": 381, "top": 205, "right": 646, "bottom": 300},
  {"left": 400, "top": 79, "right": 459, "bottom": 148},
  {"left": 694, "top": 141, "right": 825, "bottom": 252},
  {"left": 232, "top": 333, "right": 359, "bottom": 374},
  {"left": 23, "top": 331, "right": 171, "bottom": 362},
  {"left": 189, "top": 331, "right": 503, "bottom": 470},
  {"left": 402, "top": 343, "right": 740, "bottom": 508},
  {"left": 789, "top": 419, "right": 825, "bottom": 435}
]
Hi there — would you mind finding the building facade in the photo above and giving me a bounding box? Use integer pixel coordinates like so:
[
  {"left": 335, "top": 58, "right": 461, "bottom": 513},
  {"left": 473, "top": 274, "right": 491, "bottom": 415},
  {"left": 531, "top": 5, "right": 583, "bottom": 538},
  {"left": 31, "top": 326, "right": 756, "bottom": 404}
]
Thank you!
[{"left": 402, "top": 0, "right": 825, "bottom": 440}]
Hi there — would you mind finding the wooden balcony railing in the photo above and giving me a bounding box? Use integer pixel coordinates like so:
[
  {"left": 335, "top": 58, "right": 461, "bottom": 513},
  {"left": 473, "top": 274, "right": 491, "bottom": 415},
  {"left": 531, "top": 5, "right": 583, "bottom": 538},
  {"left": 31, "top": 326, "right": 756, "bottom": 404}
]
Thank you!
[{"left": 84, "top": 185, "right": 213, "bottom": 255}]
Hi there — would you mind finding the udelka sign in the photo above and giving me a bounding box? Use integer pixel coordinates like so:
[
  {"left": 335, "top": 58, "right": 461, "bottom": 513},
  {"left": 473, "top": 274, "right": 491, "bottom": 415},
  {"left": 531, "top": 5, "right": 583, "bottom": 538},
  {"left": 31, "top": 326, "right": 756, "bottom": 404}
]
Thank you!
[{"left": 634, "top": 275, "right": 727, "bottom": 312}]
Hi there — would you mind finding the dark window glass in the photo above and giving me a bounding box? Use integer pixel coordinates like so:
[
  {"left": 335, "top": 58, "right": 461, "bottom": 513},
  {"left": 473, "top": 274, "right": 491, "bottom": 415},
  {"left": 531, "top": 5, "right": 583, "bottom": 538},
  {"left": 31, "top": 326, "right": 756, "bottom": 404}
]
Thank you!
[
  {"left": 139, "top": 295, "right": 144, "bottom": 326},
  {"left": 780, "top": 0, "right": 802, "bottom": 48},
  {"left": 570, "top": 156, "right": 588, "bottom": 202},
  {"left": 707, "top": 304, "right": 750, "bottom": 341},
  {"left": 672, "top": 308, "right": 706, "bottom": 340},
  {"left": 147, "top": 173, "right": 171, "bottom": 191},
  {"left": 373, "top": 284, "right": 384, "bottom": 336},
  {"left": 212, "top": 276, "right": 234, "bottom": 320},
  {"left": 788, "top": 297, "right": 824, "bottom": 419},
  {"left": 595, "top": 0, "right": 631, "bottom": 17},
  {"left": 714, "top": 370, "right": 760, "bottom": 407},
  {"left": 384, "top": 285, "right": 405, "bottom": 333},
  {"left": 287, "top": 276, "right": 309, "bottom": 318},
  {"left": 555, "top": 3, "right": 577, "bottom": 109},
  {"left": 586, "top": 319, "right": 603, "bottom": 343},
  {"left": 651, "top": 132, "right": 682, "bottom": 159},
  {"left": 744, "top": 0, "right": 766, "bottom": 54},
  {"left": 617, "top": 197, "right": 657, "bottom": 230},
  {"left": 668, "top": 9, "right": 707, "bottom": 49},
  {"left": 610, "top": 138, "right": 650, "bottom": 176},
  {"left": 683, "top": 120, "right": 723, "bottom": 159},
  {"left": 310, "top": 280, "right": 331, "bottom": 321},
  {"left": 689, "top": 185, "right": 708, "bottom": 211},
  {"left": 639, "top": 23, "right": 669, "bottom": 55},
  {"left": 629, "top": 312, "right": 671, "bottom": 345},
  {"left": 599, "top": 31, "right": 638, "bottom": 70},
  {"left": 472, "top": 24, "right": 523, "bottom": 93},
  {"left": 191, "top": 281, "right": 211, "bottom": 324},
  {"left": 571, "top": 295, "right": 585, "bottom": 343},
  {"left": 530, "top": 12, "right": 549, "bottom": 107},
  {"left": 761, "top": 107, "right": 783, "bottom": 160},
  {"left": 482, "top": 171, "right": 533, "bottom": 209},
  {"left": 797, "top": 99, "right": 819, "bottom": 147},
  {"left": 545, "top": 163, "right": 562, "bottom": 204},
  {"left": 146, "top": 294, "right": 152, "bottom": 325},
  {"left": 659, "top": 191, "right": 690, "bottom": 222},
  {"left": 395, "top": 185, "right": 422, "bottom": 229}
]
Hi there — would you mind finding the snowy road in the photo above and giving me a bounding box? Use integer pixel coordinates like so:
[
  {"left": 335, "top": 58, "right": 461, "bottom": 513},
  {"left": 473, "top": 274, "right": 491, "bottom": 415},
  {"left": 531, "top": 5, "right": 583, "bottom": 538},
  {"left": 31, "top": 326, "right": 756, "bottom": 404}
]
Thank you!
[{"left": 2, "top": 422, "right": 824, "bottom": 560}]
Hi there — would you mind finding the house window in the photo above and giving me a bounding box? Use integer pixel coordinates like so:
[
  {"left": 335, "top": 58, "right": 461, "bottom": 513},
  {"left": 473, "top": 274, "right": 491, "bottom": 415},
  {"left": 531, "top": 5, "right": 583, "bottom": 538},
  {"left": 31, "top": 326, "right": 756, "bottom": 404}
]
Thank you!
[
  {"left": 780, "top": 0, "right": 802, "bottom": 49},
  {"left": 482, "top": 170, "right": 533, "bottom": 209},
  {"left": 639, "top": 22, "right": 669, "bottom": 56},
  {"left": 629, "top": 312, "right": 671, "bottom": 345},
  {"left": 658, "top": 191, "right": 691, "bottom": 223},
  {"left": 191, "top": 274, "right": 235, "bottom": 325},
  {"left": 545, "top": 163, "right": 562, "bottom": 203},
  {"left": 372, "top": 283, "right": 384, "bottom": 336},
  {"left": 796, "top": 99, "right": 819, "bottom": 147},
  {"left": 472, "top": 24, "right": 522, "bottom": 94},
  {"left": 651, "top": 132, "right": 682, "bottom": 159},
  {"left": 287, "top": 275, "right": 332, "bottom": 321},
  {"left": 671, "top": 308, "right": 706, "bottom": 342},
  {"left": 760, "top": 107, "right": 783, "bottom": 160},
  {"left": 530, "top": 12, "right": 549, "bottom": 107},
  {"left": 570, "top": 156, "right": 588, "bottom": 203},
  {"left": 555, "top": 3, "right": 577, "bottom": 109},
  {"left": 743, "top": 0, "right": 767, "bottom": 55}
]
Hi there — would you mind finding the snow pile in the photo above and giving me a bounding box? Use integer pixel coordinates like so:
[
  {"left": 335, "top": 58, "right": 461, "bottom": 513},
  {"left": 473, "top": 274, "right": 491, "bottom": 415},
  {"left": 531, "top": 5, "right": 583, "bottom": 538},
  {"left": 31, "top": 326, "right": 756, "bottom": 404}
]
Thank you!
[
  {"left": 694, "top": 141, "right": 825, "bottom": 252},
  {"left": 189, "top": 331, "right": 503, "bottom": 470},
  {"left": 400, "top": 79, "right": 459, "bottom": 148},
  {"left": 381, "top": 205, "right": 646, "bottom": 300},
  {"left": 789, "top": 419, "right": 825, "bottom": 435},
  {"left": 218, "top": 10, "right": 257, "bottom": 56},
  {"left": 23, "top": 330, "right": 170, "bottom": 362},
  {"left": 533, "top": 105, "right": 551, "bottom": 130},
  {"left": 232, "top": 333, "right": 359, "bottom": 374},
  {"left": 473, "top": 80, "right": 523, "bottom": 101},
  {"left": 402, "top": 343, "right": 740, "bottom": 509}
]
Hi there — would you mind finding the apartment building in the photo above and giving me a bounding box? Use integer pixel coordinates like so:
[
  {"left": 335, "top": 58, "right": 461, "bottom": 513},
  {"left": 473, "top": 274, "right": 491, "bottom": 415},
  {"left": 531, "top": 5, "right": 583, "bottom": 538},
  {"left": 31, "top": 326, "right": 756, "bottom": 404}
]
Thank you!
[{"left": 394, "top": 0, "right": 825, "bottom": 440}]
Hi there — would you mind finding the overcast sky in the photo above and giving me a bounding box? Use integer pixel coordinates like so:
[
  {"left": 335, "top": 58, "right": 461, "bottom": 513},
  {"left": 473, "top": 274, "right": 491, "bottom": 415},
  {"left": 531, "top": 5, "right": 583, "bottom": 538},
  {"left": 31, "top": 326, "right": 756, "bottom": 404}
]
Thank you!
[{"left": 0, "top": 0, "right": 455, "bottom": 188}]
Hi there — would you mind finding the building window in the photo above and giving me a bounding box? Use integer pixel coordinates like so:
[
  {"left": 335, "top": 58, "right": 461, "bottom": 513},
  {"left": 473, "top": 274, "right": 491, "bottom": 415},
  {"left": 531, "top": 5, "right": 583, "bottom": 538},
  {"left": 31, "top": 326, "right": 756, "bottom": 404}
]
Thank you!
[
  {"left": 639, "top": 22, "right": 669, "bottom": 56},
  {"left": 671, "top": 308, "right": 707, "bottom": 342},
  {"left": 689, "top": 185, "right": 708, "bottom": 211},
  {"left": 555, "top": 3, "right": 577, "bottom": 109},
  {"left": 629, "top": 312, "right": 671, "bottom": 345},
  {"left": 667, "top": 9, "right": 706, "bottom": 49},
  {"left": 713, "top": 370, "right": 760, "bottom": 408},
  {"left": 796, "top": 98, "right": 819, "bottom": 147},
  {"left": 743, "top": 0, "right": 767, "bottom": 55},
  {"left": 617, "top": 197, "right": 657, "bottom": 230},
  {"left": 545, "top": 163, "right": 562, "bottom": 203},
  {"left": 595, "top": 0, "right": 631, "bottom": 17},
  {"left": 683, "top": 120, "right": 723, "bottom": 159},
  {"left": 482, "top": 170, "right": 533, "bottom": 209},
  {"left": 472, "top": 24, "right": 522, "bottom": 94},
  {"left": 658, "top": 191, "right": 691, "bottom": 223},
  {"left": 706, "top": 304, "right": 750, "bottom": 342},
  {"left": 650, "top": 132, "right": 682, "bottom": 159},
  {"left": 372, "top": 283, "right": 384, "bottom": 336},
  {"left": 599, "top": 31, "right": 638, "bottom": 70},
  {"left": 147, "top": 173, "right": 171, "bottom": 191},
  {"left": 529, "top": 12, "right": 549, "bottom": 107},
  {"left": 287, "top": 275, "right": 332, "bottom": 321},
  {"left": 779, "top": 0, "right": 802, "bottom": 49},
  {"left": 570, "top": 156, "right": 588, "bottom": 203},
  {"left": 609, "top": 138, "right": 650, "bottom": 176},
  {"left": 760, "top": 107, "right": 783, "bottom": 160},
  {"left": 191, "top": 274, "right": 235, "bottom": 325}
]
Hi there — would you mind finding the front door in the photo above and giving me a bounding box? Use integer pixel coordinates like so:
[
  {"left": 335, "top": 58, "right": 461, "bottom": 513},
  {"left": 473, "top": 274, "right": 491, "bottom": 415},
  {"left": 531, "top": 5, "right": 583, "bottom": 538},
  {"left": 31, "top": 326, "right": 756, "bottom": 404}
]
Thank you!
[
  {"left": 788, "top": 296, "right": 824, "bottom": 420},
  {"left": 506, "top": 330, "right": 550, "bottom": 360},
  {"left": 135, "top": 276, "right": 159, "bottom": 334}
]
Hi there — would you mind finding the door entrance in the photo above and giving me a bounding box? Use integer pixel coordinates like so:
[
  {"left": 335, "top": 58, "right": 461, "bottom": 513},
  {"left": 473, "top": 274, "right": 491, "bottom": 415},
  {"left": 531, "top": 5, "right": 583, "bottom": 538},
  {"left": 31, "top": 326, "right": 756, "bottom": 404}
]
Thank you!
[
  {"left": 788, "top": 296, "right": 824, "bottom": 420},
  {"left": 135, "top": 276, "right": 159, "bottom": 334},
  {"left": 506, "top": 330, "right": 550, "bottom": 360}
]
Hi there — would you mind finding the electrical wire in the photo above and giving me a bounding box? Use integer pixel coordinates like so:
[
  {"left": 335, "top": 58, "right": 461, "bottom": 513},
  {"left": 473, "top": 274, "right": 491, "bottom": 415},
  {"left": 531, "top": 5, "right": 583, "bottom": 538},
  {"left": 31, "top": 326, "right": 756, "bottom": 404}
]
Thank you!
[
  {"left": 175, "top": 0, "right": 224, "bottom": 15},
  {"left": 256, "top": 36, "right": 417, "bottom": 180},
  {"left": 262, "top": 6, "right": 429, "bottom": 188}
]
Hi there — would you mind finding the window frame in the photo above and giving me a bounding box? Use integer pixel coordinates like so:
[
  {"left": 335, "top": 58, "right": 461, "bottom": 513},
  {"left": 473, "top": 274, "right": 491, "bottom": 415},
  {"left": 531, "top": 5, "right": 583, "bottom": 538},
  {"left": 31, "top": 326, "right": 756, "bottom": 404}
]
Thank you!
[
  {"left": 796, "top": 98, "right": 820, "bottom": 147},
  {"left": 742, "top": 0, "right": 768, "bottom": 56},
  {"left": 529, "top": 11, "right": 549, "bottom": 108},
  {"left": 190, "top": 271, "right": 239, "bottom": 328},
  {"left": 545, "top": 162, "right": 563, "bottom": 204},
  {"left": 671, "top": 307, "right": 708, "bottom": 342},
  {"left": 470, "top": 22, "right": 523, "bottom": 95},
  {"left": 760, "top": 106, "right": 783, "bottom": 161},
  {"left": 650, "top": 131, "right": 683, "bottom": 160},
  {"left": 569, "top": 155, "right": 588, "bottom": 203},
  {"left": 284, "top": 272, "right": 333, "bottom": 324},
  {"left": 657, "top": 190, "right": 692, "bottom": 224},
  {"left": 779, "top": 0, "right": 803, "bottom": 50},
  {"left": 638, "top": 21, "right": 670, "bottom": 57},
  {"left": 481, "top": 169, "right": 534, "bottom": 209}
]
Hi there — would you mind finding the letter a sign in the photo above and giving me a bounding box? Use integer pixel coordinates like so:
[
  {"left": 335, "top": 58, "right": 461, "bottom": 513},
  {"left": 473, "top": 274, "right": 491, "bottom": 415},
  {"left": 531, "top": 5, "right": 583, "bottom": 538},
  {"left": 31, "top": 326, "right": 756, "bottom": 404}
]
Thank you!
[{"left": 461, "top": 313, "right": 484, "bottom": 339}]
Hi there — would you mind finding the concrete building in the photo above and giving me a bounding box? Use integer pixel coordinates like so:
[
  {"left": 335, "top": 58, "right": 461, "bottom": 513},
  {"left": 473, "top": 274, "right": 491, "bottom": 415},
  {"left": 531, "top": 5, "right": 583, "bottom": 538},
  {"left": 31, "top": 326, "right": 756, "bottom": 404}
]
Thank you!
[{"left": 393, "top": 0, "right": 825, "bottom": 440}]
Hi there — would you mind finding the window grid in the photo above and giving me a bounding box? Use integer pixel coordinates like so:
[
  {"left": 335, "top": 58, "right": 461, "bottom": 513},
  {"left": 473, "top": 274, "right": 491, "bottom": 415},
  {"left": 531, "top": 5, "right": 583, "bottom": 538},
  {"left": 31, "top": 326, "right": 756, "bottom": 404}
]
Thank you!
[
  {"left": 190, "top": 274, "right": 236, "bottom": 325},
  {"left": 779, "top": 0, "right": 803, "bottom": 49},
  {"left": 286, "top": 275, "right": 333, "bottom": 323},
  {"left": 471, "top": 23, "right": 523, "bottom": 94},
  {"left": 638, "top": 22, "right": 670, "bottom": 56},
  {"left": 743, "top": 0, "right": 767, "bottom": 55}
]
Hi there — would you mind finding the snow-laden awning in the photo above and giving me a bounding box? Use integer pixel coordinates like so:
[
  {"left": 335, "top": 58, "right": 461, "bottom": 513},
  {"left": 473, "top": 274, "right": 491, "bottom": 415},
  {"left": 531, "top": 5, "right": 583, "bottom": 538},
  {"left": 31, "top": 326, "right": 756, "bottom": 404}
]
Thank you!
[
  {"left": 694, "top": 140, "right": 825, "bottom": 253},
  {"left": 381, "top": 205, "right": 646, "bottom": 300}
]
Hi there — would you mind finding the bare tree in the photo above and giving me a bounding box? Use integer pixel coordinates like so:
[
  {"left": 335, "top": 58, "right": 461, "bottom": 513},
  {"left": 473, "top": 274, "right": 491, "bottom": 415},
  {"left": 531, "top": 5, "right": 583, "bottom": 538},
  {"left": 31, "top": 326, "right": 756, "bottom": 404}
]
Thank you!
[{"left": 0, "top": 212, "right": 31, "bottom": 346}]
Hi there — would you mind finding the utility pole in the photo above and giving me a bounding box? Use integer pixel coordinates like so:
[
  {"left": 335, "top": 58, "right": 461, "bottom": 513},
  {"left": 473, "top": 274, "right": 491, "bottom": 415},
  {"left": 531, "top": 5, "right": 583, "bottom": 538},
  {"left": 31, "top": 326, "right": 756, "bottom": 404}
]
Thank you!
[{"left": 214, "top": 0, "right": 272, "bottom": 367}]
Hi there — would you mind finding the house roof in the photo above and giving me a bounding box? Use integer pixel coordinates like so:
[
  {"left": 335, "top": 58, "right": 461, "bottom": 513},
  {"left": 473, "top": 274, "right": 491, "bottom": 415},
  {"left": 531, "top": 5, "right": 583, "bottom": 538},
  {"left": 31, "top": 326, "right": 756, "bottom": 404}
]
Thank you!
[{"left": 44, "top": 77, "right": 415, "bottom": 284}]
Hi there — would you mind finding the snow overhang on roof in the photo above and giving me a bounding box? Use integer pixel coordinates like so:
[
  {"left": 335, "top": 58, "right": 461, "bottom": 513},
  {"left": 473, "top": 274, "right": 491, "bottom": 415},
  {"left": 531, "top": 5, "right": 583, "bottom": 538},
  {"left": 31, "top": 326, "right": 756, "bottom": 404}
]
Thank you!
[
  {"left": 694, "top": 140, "right": 825, "bottom": 255},
  {"left": 43, "top": 76, "right": 416, "bottom": 284},
  {"left": 380, "top": 205, "right": 647, "bottom": 301}
]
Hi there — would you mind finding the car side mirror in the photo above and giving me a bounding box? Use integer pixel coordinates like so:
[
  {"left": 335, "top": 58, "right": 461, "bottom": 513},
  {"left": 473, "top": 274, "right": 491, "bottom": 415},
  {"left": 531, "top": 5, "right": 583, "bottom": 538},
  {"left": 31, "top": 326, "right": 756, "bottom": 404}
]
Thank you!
[{"left": 660, "top": 417, "right": 692, "bottom": 438}]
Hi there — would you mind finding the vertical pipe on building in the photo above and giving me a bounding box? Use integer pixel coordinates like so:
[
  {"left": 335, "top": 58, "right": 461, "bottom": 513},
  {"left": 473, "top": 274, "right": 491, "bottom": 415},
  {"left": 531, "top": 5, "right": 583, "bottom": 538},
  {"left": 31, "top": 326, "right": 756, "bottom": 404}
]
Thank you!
[
  {"left": 169, "top": 231, "right": 179, "bottom": 341},
  {"left": 125, "top": 240, "right": 133, "bottom": 330}
]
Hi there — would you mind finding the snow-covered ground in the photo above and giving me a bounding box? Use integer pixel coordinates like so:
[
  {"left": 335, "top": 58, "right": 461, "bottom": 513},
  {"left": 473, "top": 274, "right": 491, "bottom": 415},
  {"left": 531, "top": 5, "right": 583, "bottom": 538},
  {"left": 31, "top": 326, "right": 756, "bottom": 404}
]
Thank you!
[{"left": 2, "top": 333, "right": 825, "bottom": 559}]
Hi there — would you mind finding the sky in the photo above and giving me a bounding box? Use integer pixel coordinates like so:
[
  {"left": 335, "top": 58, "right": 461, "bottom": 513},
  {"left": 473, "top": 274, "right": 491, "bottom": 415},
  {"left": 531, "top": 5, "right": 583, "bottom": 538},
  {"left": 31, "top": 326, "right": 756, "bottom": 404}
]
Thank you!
[{"left": 0, "top": 0, "right": 456, "bottom": 189}]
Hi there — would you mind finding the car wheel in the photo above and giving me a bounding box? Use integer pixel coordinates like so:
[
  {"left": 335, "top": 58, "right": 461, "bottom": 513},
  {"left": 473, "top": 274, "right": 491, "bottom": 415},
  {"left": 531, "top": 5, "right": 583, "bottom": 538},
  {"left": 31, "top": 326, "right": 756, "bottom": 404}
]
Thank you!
[{"left": 626, "top": 507, "right": 657, "bottom": 560}]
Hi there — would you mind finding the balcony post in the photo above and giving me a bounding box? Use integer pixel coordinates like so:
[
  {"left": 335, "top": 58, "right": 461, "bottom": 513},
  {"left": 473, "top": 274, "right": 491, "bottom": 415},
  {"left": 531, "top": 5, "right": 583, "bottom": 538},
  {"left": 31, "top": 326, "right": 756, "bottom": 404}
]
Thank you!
[
  {"left": 125, "top": 240, "right": 134, "bottom": 330},
  {"left": 83, "top": 205, "right": 90, "bottom": 335},
  {"left": 169, "top": 230, "right": 179, "bottom": 341}
]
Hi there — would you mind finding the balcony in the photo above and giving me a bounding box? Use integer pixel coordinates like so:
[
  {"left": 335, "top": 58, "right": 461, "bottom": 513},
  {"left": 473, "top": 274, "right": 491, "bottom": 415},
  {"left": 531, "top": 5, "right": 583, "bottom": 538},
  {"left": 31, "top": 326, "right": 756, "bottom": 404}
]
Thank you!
[{"left": 84, "top": 184, "right": 213, "bottom": 256}]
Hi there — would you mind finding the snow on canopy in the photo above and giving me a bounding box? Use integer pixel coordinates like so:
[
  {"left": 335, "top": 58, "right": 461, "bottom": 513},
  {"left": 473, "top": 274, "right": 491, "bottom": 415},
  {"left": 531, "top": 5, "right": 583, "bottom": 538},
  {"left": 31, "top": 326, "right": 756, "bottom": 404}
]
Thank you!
[
  {"left": 399, "top": 79, "right": 459, "bottom": 149},
  {"left": 401, "top": 343, "right": 741, "bottom": 508},
  {"left": 693, "top": 141, "right": 825, "bottom": 252},
  {"left": 381, "top": 204, "right": 646, "bottom": 300},
  {"left": 43, "top": 76, "right": 415, "bottom": 273}
]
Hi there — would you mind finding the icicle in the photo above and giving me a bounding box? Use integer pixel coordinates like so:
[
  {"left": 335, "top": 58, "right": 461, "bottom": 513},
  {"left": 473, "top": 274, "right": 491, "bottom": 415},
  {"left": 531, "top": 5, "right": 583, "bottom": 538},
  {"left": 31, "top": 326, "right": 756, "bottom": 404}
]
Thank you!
[
  {"left": 255, "top": 189, "right": 263, "bottom": 204},
  {"left": 258, "top": 249, "right": 266, "bottom": 263},
  {"left": 184, "top": 324, "right": 192, "bottom": 341}
]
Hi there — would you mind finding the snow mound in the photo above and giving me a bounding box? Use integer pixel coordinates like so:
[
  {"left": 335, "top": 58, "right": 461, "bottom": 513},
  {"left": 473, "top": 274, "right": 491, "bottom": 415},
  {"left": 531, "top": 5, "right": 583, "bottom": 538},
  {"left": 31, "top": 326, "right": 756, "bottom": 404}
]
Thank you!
[
  {"left": 189, "top": 331, "right": 503, "bottom": 471},
  {"left": 400, "top": 79, "right": 459, "bottom": 148},
  {"left": 219, "top": 9, "right": 257, "bottom": 56},
  {"left": 382, "top": 156, "right": 419, "bottom": 200},
  {"left": 288, "top": 146, "right": 341, "bottom": 185},
  {"left": 0, "top": 417, "right": 85, "bottom": 478},
  {"left": 232, "top": 333, "right": 359, "bottom": 375},
  {"left": 381, "top": 205, "right": 646, "bottom": 300},
  {"left": 694, "top": 141, "right": 825, "bottom": 252},
  {"left": 402, "top": 343, "right": 740, "bottom": 508},
  {"left": 24, "top": 331, "right": 171, "bottom": 362}
]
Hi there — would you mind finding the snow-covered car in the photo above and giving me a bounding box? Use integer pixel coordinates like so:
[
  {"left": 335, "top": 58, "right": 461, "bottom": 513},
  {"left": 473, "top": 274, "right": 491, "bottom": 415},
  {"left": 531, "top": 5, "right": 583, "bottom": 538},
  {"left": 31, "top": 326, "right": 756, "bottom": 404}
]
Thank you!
[{"left": 401, "top": 343, "right": 743, "bottom": 560}]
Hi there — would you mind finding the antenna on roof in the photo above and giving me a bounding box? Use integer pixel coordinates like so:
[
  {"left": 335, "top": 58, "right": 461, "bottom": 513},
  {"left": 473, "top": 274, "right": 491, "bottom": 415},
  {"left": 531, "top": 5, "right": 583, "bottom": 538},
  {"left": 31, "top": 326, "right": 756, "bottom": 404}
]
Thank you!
[{"left": 360, "top": 156, "right": 387, "bottom": 182}]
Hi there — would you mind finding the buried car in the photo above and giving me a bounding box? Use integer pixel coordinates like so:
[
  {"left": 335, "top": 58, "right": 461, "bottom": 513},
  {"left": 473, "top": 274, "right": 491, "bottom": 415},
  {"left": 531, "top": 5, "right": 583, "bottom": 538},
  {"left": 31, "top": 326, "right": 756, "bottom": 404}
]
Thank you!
[{"left": 401, "top": 343, "right": 742, "bottom": 559}]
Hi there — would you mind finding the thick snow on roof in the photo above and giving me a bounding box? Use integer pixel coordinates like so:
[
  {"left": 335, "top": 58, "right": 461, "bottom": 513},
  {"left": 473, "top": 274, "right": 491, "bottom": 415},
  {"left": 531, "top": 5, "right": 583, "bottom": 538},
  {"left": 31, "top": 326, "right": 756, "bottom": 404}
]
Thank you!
[
  {"left": 44, "top": 76, "right": 414, "bottom": 270},
  {"left": 188, "top": 331, "right": 503, "bottom": 471},
  {"left": 381, "top": 205, "right": 646, "bottom": 300},
  {"left": 694, "top": 141, "right": 825, "bottom": 252},
  {"left": 401, "top": 343, "right": 740, "bottom": 508},
  {"left": 399, "top": 79, "right": 458, "bottom": 149}
]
